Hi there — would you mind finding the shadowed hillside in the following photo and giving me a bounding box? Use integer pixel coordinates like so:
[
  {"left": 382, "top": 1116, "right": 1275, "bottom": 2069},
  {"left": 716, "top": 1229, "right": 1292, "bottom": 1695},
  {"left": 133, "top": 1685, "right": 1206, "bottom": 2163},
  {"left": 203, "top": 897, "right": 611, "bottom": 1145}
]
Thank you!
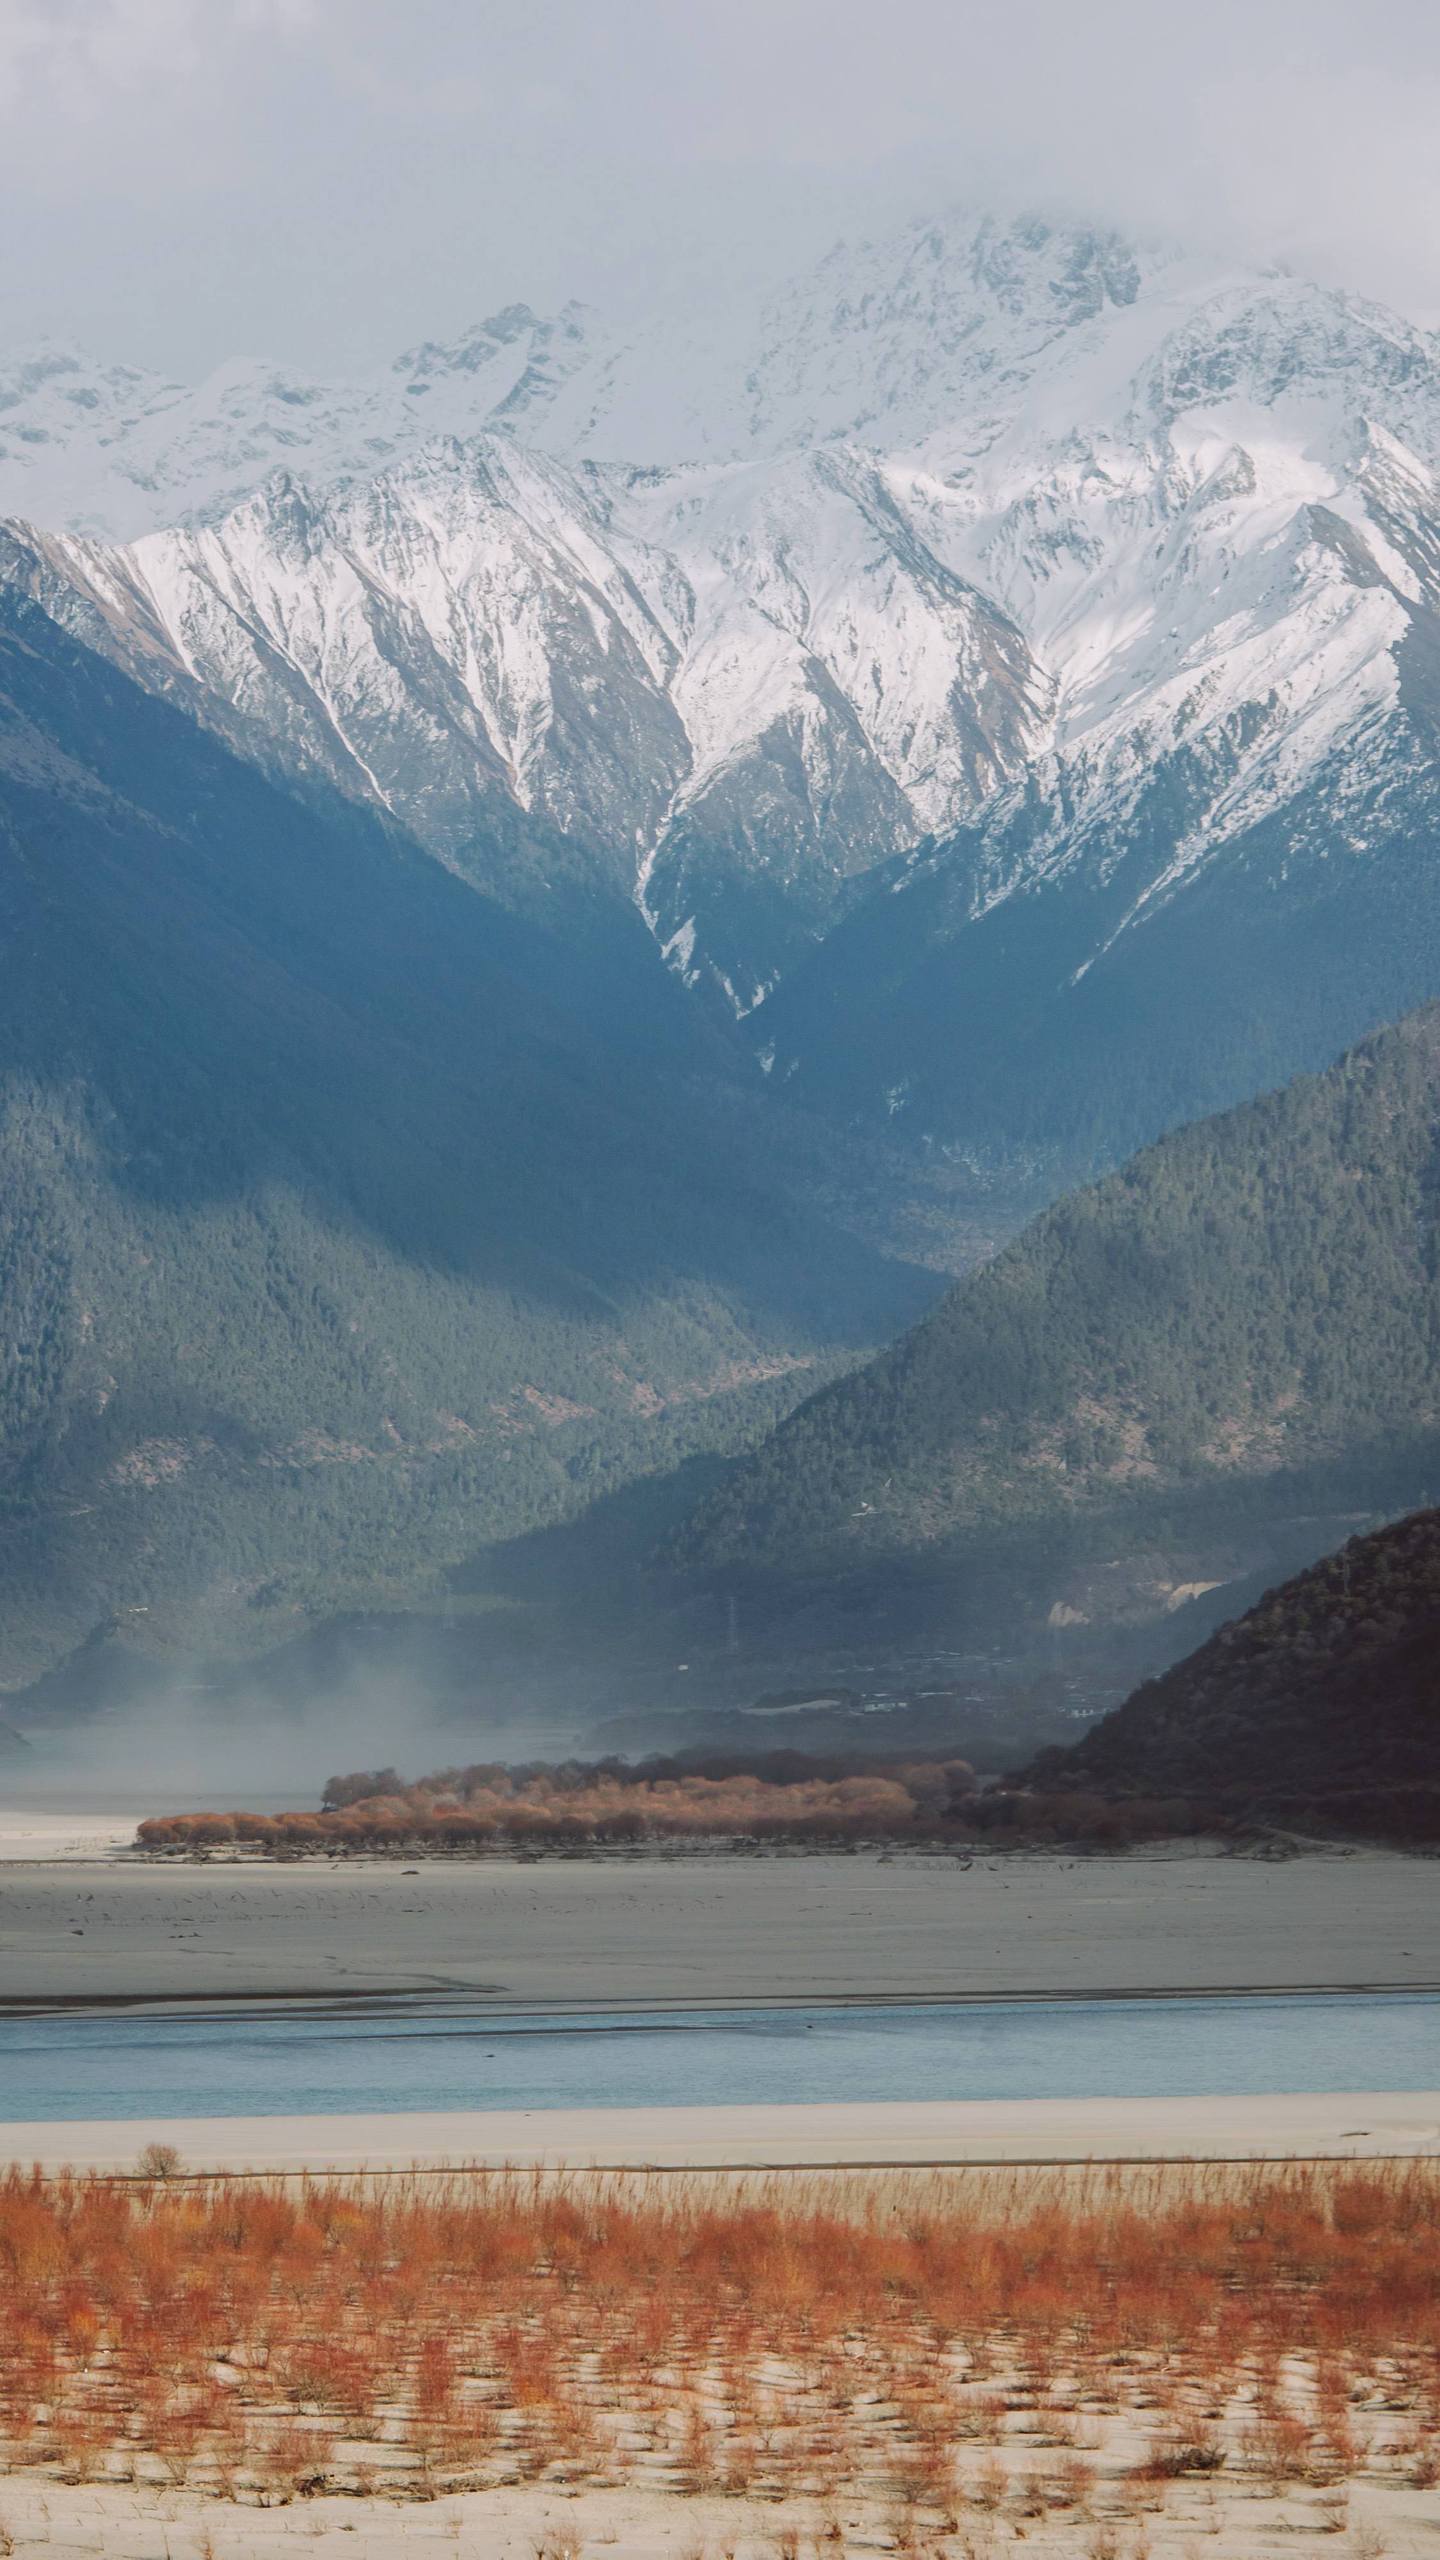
[{"left": 1025, "top": 1506, "right": 1440, "bottom": 1840}]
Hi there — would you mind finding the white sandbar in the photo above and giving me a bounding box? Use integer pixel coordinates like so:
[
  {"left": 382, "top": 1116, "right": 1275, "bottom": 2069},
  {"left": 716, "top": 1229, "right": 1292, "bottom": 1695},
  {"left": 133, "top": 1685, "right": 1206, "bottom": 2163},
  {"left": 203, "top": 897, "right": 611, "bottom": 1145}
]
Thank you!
[{"left": 5, "top": 2090, "right": 1439, "bottom": 2175}]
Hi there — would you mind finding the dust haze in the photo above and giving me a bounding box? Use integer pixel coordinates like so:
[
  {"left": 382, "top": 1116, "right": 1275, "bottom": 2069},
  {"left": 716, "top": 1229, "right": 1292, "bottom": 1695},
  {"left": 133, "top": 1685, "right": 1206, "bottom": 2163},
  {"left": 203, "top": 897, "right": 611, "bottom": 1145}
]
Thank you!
[{"left": 4, "top": 1665, "right": 578, "bottom": 1814}]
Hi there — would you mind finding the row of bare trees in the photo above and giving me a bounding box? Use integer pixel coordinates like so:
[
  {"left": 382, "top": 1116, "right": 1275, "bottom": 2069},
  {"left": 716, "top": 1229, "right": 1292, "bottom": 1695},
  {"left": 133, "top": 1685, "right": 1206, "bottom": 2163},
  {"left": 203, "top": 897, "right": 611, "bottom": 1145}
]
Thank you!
[{"left": 137, "top": 1758, "right": 1206, "bottom": 1852}]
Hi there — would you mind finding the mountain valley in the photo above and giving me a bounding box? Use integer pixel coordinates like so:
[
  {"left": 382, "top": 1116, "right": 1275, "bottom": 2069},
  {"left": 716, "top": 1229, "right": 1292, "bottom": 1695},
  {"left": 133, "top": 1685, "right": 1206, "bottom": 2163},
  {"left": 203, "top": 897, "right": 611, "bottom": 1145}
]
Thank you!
[
  {"left": 8, "top": 207, "right": 1440, "bottom": 1717},
  {"left": 0, "top": 581, "right": 938, "bottom": 1686}
]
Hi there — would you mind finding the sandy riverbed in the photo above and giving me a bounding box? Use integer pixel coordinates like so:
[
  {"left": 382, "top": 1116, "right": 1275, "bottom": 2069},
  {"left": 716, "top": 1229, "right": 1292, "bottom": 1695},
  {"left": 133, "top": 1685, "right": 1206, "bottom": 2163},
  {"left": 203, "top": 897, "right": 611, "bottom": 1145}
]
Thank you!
[{"left": 0, "top": 1846, "right": 1434, "bottom": 2006}]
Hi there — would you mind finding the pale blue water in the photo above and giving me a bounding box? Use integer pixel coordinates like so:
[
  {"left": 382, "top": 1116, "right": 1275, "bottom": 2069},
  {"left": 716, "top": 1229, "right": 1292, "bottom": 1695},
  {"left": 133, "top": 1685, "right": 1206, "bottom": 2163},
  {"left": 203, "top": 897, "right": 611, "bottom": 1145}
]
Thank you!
[{"left": 0, "top": 1992, "right": 1435, "bottom": 2122}]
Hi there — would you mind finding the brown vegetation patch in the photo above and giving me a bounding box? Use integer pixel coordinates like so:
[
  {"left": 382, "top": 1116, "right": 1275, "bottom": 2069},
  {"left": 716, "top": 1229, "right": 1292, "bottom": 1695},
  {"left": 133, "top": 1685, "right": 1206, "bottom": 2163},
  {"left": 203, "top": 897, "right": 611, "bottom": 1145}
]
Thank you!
[{"left": 0, "top": 2160, "right": 1437, "bottom": 2516}]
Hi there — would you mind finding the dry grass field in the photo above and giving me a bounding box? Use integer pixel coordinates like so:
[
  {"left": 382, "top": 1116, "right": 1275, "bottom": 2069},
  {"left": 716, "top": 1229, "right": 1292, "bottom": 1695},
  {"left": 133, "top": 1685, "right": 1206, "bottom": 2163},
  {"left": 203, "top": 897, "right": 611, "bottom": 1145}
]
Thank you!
[{"left": 0, "top": 2160, "right": 1436, "bottom": 2553}]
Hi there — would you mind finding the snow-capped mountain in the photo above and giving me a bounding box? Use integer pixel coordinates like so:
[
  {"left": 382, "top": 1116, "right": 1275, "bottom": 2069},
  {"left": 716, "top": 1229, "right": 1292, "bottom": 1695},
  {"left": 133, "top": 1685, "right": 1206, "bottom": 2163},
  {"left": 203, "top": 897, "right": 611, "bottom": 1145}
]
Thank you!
[
  {"left": 0, "top": 222, "right": 1158, "bottom": 539},
  {"left": 7, "top": 211, "right": 1440, "bottom": 1072},
  {"left": 0, "top": 305, "right": 604, "bottom": 543},
  {"left": 12, "top": 425, "right": 1046, "bottom": 1005},
  {"left": 736, "top": 233, "right": 1440, "bottom": 1158}
]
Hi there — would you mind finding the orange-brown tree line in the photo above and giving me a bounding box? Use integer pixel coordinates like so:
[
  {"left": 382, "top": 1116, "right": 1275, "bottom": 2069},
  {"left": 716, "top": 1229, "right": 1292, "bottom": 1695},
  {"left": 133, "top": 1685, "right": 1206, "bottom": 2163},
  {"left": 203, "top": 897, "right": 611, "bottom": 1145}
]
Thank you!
[{"left": 136, "top": 1755, "right": 1203, "bottom": 1852}]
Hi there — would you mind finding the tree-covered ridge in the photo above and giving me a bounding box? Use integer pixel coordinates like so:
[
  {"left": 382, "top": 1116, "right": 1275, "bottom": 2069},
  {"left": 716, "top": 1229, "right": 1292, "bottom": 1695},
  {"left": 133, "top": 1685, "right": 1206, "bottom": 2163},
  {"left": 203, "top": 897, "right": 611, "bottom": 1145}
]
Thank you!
[
  {"left": 677, "top": 1006, "right": 1440, "bottom": 1577},
  {"left": 0, "top": 586, "right": 927, "bottom": 1683},
  {"left": 1025, "top": 1505, "right": 1440, "bottom": 1835}
]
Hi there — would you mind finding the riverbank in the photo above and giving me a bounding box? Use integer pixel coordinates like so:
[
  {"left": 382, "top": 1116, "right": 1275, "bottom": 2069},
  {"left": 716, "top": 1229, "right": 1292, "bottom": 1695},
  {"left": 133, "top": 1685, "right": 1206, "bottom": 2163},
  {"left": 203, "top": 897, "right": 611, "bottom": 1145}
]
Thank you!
[
  {"left": 1, "top": 1846, "right": 1435, "bottom": 2004},
  {"left": 5, "top": 2088, "right": 1440, "bottom": 2174}
]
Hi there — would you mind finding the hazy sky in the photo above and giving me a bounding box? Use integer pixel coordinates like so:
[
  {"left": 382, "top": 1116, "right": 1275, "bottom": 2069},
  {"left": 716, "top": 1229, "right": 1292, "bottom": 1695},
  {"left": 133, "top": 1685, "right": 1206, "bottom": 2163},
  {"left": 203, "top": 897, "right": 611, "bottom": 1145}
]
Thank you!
[{"left": 4, "top": 0, "right": 1439, "bottom": 374}]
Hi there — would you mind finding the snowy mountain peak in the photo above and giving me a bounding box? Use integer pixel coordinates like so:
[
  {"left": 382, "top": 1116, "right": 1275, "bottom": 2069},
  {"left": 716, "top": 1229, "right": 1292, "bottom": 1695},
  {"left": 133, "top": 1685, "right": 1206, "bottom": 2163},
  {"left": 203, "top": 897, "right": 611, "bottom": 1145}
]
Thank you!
[
  {"left": 395, "top": 300, "right": 592, "bottom": 380},
  {"left": 966, "top": 212, "right": 1144, "bottom": 319},
  {"left": 9, "top": 213, "right": 1435, "bottom": 539},
  {"left": 7, "top": 208, "right": 1440, "bottom": 1032},
  {"left": 0, "top": 308, "right": 607, "bottom": 540},
  {"left": 389, "top": 301, "right": 602, "bottom": 437}
]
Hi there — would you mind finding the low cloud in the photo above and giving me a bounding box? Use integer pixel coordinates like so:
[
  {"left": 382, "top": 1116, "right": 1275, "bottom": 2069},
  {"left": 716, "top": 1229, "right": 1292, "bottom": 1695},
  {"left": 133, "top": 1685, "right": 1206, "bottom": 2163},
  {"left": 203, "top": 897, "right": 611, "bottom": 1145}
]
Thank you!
[
  {"left": 1, "top": 1, "right": 1437, "bottom": 378},
  {"left": 0, "top": 0, "right": 312, "bottom": 104}
]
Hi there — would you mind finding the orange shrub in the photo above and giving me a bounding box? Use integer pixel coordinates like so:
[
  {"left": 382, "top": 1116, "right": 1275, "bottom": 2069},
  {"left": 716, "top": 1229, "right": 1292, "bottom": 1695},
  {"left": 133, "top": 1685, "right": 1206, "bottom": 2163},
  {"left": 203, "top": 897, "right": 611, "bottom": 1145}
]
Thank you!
[{"left": 1, "top": 2162, "right": 1436, "bottom": 2503}]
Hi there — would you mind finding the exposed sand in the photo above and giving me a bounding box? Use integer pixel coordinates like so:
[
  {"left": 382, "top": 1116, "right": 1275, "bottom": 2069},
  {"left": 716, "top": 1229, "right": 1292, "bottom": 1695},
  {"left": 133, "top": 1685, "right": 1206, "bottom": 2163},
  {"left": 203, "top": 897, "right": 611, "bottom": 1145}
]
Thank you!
[
  {"left": 0, "top": 2452, "right": 1434, "bottom": 2558},
  {"left": 0, "top": 1805, "right": 145, "bottom": 1861},
  {"left": 5, "top": 2089, "right": 1440, "bottom": 2175},
  {"left": 2, "top": 1846, "right": 1435, "bottom": 2005}
]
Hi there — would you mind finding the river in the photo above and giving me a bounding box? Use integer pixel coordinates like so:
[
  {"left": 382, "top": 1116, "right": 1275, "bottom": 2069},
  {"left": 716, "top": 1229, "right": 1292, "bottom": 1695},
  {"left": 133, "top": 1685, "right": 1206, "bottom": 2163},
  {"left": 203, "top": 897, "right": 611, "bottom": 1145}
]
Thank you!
[{"left": 0, "top": 1989, "right": 1435, "bottom": 2121}]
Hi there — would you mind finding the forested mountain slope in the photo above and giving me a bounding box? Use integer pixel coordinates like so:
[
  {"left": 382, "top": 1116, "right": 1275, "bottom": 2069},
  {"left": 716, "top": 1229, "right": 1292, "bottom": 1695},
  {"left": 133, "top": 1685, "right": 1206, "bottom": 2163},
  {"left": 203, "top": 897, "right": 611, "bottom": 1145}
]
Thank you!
[
  {"left": 1024, "top": 1506, "right": 1440, "bottom": 1837},
  {"left": 0, "top": 585, "right": 928, "bottom": 1684},
  {"left": 676, "top": 1009, "right": 1440, "bottom": 1632}
]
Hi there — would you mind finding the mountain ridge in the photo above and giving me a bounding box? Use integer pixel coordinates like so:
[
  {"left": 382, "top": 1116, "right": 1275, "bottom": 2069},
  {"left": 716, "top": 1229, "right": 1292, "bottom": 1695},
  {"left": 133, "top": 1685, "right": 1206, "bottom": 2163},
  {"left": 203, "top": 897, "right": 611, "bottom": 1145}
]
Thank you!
[
  {"left": 672, "top": 1005, "right": 1440, "bottom": 1647},
  {"left": 0, "top": 216, "right": 1188, "bottom": 536}
]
